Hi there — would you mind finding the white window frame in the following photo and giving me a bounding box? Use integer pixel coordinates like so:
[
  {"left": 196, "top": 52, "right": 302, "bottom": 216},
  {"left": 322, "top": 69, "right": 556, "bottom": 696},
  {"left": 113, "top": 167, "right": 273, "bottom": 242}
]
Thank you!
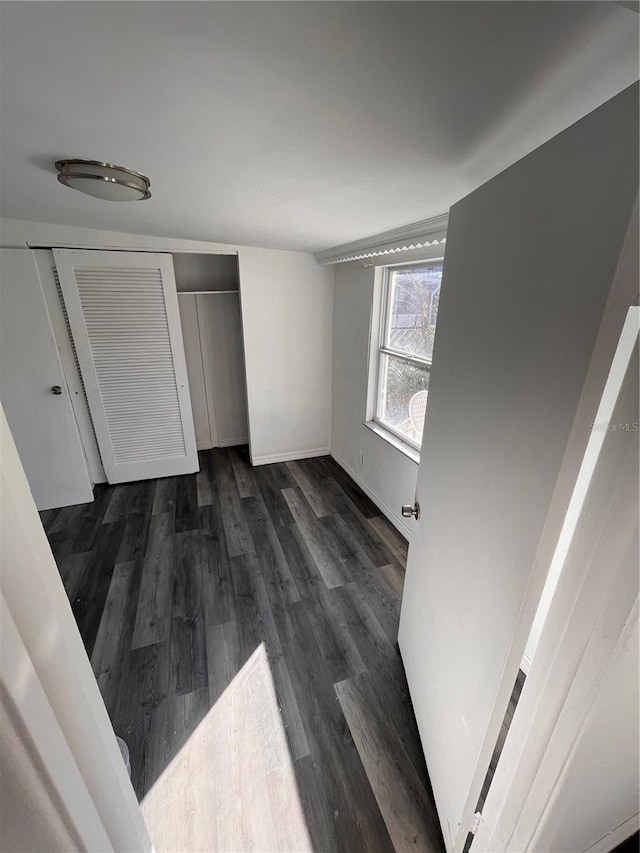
[{"left": 367, "top": 258, "right": 444, "bottom": 457}]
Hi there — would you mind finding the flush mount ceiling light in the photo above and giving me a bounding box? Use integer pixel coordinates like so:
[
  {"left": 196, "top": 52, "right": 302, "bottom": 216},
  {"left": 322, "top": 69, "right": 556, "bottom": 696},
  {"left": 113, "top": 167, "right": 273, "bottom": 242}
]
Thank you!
[{"left": 55, "top": 159, "right": 151, "bottom": 201}]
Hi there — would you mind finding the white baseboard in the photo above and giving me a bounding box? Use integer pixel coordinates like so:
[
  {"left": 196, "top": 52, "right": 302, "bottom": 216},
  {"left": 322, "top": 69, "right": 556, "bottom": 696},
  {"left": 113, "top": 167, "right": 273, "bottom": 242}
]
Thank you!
[
  {"left": 330, "top": 449, "right": 412, "bottom": 541},
  {"left": 251, "top": 447, "right": 331, "bottom": 466},
  {"left": 218, "top": 437, "right": 249, "bottom": 448},
  {"left": 197, "top": 437, "right": 249, "bottom": 450}
]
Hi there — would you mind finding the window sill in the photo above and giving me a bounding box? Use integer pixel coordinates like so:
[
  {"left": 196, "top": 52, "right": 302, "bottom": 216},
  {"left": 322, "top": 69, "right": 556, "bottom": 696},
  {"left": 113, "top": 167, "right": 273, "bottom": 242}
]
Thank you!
[{"left": 363, "top": 421, "right": 420, "bottom": 464}]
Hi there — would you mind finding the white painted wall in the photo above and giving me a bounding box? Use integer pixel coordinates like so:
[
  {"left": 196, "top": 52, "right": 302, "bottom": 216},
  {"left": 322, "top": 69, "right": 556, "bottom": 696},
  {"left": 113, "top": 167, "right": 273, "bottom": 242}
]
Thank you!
[
  {"left": 238, "top": 247, "right": 334, "bottom": 465},
  {"left": 331, "top": 262, "right": 418, "bottom": 538},
  {"left": 0, "top": 218, "right": 333, "bottom": 467}
]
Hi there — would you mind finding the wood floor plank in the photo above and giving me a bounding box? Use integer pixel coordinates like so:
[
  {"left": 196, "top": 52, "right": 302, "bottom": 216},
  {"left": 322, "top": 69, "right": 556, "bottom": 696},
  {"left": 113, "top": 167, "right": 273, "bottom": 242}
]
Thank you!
[
  {"left": 152, "top": 477, "right": 177, "bottom": 516},
  {"left": 317, "top": 456, "right": 381, "bottom": 519},
  {"left": 272, "top": 656, "right": 311, "bottom": 761},
  {"left": 253, "top": 464, "right": 296, "bottom": 530},
  {"left": 56, "top": 552, "right": 91, "bottom": 604},
  {"left": 214, "top": 450, "right": 255, "bottom": 557},
  {"left": 199, "top": 502, "right": 236, "bottom": 627},
  {"left": 282, "top": 487, "right": 347, "bottom": 588},
  {"left": 367, "top": 515, "right": 409, "bottom": 567},
  {"left": 46, "top": 501, "right": 86, "bottom": 537},
  {"left": 270, "top": 461, "right": 296, "bottom": 490},
  {"left": 335, "top": 582, "right": 431, "bottom": 789},
  {"left": 91, "top": 559, "right": 140, "bottom": 710},
  {"left": 276, "top": 599, "right": 395, "bottom": 853},
  {"left": 46, "top": 502, "right": 92, "bottom": 561},
  {"left": 117, "top": 504, "right": 153, "bottom": 564},
  {"left": 116, "top": 481, "right": 156, "bottom": 563},
  {"left": 71, "top": 519, "right": 126, "bottom": 658},
  {"left": 206, "top": 619, "right": 241, "bottom": 705},
  {"left": 331, "top": 491, "right": 395, "bottom": 567},
  {"left": 38, "top": 507, "right": 61, "bottom": 532},
  {"left": 355, "top": 565, "right": 404, "bottom": 646},
  {"left": 142, "top": 688, "right": 211, "bottom": 824},
  {"left": 242, "top": 494, "right": 301, "bottom": 607},
  {"left": 230, "top": 552, "right": 283, "bottom": 663},
  {"left": 230, "top": 445, "right": 258, "bottom": 498},
  {"left": 70, "top": 484, "right": 112, "bottom": 553},
  {"left": 142, "top": 687, "right": 213, "bottom": 851},
  {"left": 132, "top": 512, "right": 175, "bottom": 649},
  {"left": 278, "top": 520, "right": 327, "bottom": 600},
  {"left": 286, "top": 460, "right": 333, "bottom": 517},
  {"left": 196, "top": 450, "right": 214, "bottom": 507},
  {"left": 102, "top": 483, "right": 129, "bottom": 524},
  {"left": 175, "top": 473, "right": 199, "bottom": 533},
  {"left": 321, "top": 511, "right": 374, "bottom": 575},
  {"left": 115, "top": 640, "right": 170, "bottom": 799},
  {"left": 379, "top": 561, "right": 405, "bottom": 599},
  {"left": 336, "top": 673, "right": 444, "bottom": 853},
  {"left": 169, "top": 530, "right": 208, "bottom": 695}
]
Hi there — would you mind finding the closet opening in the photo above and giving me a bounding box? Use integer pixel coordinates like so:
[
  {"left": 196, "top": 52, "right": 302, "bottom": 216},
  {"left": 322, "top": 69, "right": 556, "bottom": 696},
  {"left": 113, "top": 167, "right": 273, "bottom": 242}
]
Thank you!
[{"left": 172, "top": 252, "right": 249, "bottom": 454}]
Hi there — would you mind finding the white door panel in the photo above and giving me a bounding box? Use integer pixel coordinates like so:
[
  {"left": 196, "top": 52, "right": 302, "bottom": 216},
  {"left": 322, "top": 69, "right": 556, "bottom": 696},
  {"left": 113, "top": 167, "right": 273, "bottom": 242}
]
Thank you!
[
  {"left": 0, "top": 249, "right": 93, "bottom": 509},
  {"left": 178, "top": 293, "right": 215, "bottom": 450},
  {"left": 53, "top": 249, "right": 198, "bottom": 483},
  {"left": 398, "top": 86, "right": 638, "bottom": 852}
]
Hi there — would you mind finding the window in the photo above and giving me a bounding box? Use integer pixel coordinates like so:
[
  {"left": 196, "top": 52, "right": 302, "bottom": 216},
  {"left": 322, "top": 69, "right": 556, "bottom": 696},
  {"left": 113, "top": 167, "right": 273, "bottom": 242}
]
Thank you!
[{"left": 372, "top": 261, "right": 443, "bottom": 451}]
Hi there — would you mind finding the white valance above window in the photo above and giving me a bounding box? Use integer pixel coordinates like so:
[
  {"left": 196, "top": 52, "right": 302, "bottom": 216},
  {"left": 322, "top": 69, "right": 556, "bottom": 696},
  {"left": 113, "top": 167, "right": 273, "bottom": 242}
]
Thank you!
[{"left": 314, "top": 213, "right": 448, "bottom": 266}]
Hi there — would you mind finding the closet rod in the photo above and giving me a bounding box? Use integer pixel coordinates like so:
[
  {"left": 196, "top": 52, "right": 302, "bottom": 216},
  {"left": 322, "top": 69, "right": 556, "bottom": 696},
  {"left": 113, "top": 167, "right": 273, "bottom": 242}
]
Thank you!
[{"left": 178, "top": 289, "right": 239, "bottom": 295}]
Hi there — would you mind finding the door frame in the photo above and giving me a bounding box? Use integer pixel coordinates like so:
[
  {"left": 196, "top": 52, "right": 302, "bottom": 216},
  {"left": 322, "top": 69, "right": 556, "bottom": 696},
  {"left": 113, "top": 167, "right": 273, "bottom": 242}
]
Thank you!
[
  {"left": 459, "top": 198, "right": 639, "bottom": 850},
  {"left": 473, "top": 307, "right": 639, "bottom": 851}
]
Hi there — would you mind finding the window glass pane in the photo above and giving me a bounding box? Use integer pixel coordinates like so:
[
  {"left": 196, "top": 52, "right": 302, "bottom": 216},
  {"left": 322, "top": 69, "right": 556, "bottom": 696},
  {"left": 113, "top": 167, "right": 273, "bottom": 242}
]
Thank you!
[
  {"left": 377, "top": 354, "right": 429, "bottom": 445},
  {"left": 386, "top": 263, "right": 443, "bottom": 360}
]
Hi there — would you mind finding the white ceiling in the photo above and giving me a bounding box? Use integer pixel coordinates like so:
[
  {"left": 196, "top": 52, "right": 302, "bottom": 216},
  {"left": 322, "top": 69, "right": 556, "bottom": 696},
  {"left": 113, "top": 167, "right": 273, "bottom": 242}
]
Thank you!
[{"left": 0, "top": 2, "right": 637, "bottom": 253}]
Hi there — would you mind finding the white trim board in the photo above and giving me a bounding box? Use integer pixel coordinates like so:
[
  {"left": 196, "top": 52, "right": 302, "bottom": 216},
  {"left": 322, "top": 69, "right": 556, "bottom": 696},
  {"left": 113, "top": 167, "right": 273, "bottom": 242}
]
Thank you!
[
  {"left": 315, "top": 212, "right": 448, "bottom": 266},
  {"left": 330, "top": 449, "right": 413, "bottom": 540},
  {"left": 251, "top": 447, "right": 331, "bottom": 466}
]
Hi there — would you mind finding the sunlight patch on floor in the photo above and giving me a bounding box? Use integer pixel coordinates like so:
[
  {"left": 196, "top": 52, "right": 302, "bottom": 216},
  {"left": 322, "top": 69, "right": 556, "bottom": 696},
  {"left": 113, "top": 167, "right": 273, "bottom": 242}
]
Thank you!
[{"left": 141, "top": 643, "right": 313, "bottom": 852}]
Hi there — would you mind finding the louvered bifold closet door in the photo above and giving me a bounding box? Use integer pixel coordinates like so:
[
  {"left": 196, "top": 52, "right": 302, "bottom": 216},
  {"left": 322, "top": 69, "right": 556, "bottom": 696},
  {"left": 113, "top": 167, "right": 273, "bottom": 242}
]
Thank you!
[{"left": 53, "top": 249, "right": 198, "bottom": 483}]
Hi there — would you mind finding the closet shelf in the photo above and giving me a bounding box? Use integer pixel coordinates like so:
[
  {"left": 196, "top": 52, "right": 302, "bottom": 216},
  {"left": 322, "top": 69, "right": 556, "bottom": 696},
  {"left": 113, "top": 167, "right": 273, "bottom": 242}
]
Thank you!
[{"left": 178, "top": 289, "right": 239, "bottom": 295}]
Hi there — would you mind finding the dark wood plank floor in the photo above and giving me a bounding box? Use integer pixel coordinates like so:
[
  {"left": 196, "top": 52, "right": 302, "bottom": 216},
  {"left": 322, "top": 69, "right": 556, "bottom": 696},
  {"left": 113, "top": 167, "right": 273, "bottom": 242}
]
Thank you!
[{"left": 41, "top": 448, "right": 444, "bottom": 852}]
